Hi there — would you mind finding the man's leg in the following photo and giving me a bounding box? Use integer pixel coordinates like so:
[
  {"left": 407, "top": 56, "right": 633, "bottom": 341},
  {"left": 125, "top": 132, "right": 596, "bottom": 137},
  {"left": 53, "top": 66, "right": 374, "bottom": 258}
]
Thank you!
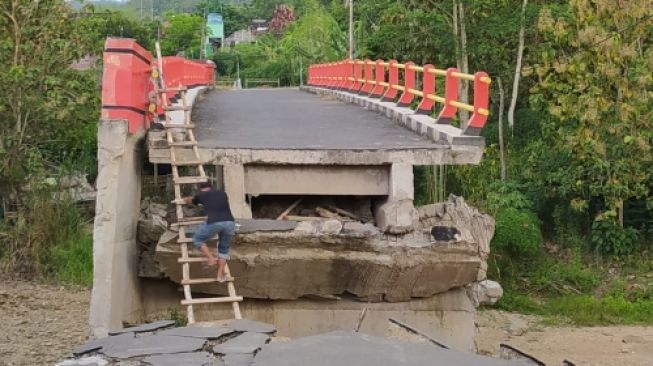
[
  {"left": 193, "top": 222, "right": 217, "bottom": 266},
  {"left": 200, "top": 244, "right": 217, "bottom": 266},
  {"left": 216, "top": 221, "right": 235, "bottom": 281}
]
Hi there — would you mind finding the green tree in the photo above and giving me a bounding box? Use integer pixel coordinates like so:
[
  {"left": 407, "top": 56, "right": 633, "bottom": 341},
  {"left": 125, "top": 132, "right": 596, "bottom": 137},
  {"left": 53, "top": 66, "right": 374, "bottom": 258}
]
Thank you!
[
  {"left": 530, "top": 0, "right": 653, "bottom": 230},
  {"left": 0, "top": 0, "right": 98, "bottom": 192},
  {"left": 160, "top": 11, "right": 205, "bottom": 57}
]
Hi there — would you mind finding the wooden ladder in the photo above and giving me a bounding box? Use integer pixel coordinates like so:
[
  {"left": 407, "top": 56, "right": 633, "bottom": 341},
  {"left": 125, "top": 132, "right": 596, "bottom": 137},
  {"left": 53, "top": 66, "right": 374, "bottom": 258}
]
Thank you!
[{"left": 153, "top": 43, "right": 242, "bottom": 324}]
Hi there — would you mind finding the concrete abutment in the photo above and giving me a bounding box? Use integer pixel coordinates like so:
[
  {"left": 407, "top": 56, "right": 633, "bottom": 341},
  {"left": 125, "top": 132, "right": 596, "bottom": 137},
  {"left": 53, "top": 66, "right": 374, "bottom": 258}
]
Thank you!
[{"left": 90, "top": 120, "right": 145, "bottom": 337}]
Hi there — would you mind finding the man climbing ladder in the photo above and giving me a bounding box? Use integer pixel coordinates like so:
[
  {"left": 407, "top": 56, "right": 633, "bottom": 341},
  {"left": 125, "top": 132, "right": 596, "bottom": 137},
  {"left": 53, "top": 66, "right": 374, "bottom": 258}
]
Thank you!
[
  {"left": 176, "top": 182, "right": 236, "bottom": 282},
  {"left": 153, "top": 41, "right": 242, "bottom": 324}
]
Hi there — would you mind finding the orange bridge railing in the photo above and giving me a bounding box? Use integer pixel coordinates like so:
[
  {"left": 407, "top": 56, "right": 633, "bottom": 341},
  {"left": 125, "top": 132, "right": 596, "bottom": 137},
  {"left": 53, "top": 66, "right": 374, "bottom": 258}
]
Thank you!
[
  {"left": 101, "top": 38, "right": 215, "bottom": 134},
  {"left": 307, "top": 60, "right": 491, "bottom": 135}
]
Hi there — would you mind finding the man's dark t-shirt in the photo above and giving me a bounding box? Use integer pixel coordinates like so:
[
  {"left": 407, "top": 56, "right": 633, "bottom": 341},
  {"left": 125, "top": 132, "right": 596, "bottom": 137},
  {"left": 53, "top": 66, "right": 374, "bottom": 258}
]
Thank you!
[{"left": 192, "top": 189, "right": 235, "bottom": 223}]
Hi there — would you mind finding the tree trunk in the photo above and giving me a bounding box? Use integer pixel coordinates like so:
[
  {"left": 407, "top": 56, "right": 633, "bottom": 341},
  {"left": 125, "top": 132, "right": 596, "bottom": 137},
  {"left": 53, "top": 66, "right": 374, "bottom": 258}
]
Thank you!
[
  {"left": 497, "top": 77, "right": 507, "bottom": 181},
  {"left": 508, "top": 0, "right": 527, "bottom": 132}
]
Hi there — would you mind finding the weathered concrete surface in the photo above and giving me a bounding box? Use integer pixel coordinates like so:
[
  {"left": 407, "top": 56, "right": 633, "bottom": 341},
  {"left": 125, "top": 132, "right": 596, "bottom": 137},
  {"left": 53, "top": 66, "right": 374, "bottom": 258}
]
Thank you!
[
  {"left": 252, "top": 331, "right": 529, "bottom": 366},
  {"left": 90, "top": 120, "right": 144, "bottom": 338},
  {"left": 73, "top": 333, "right": 135, "bottom": 356},
  {"left": 213, "top": 332, "right": 270, "bottom": 354},
  {"left": 101, "top": 334, "right": 206, "bottom": 358},
  {"left": 142, "top": 283, "right": 478, "bottom": 351},
  {"left": 228, "top": 319, "right": 276, "bottom": 334},
  {"left": 193, "top": 89, "right": 440, "bottom": 150},
  {"left": 142, "top": 352, "right": 214, "bottom": 366},
  {"left": 155, "top": 196, "right": 491, "bottom": 301},
  {"left": 244, "top": 165, "right": 389, "bottom": 196},
  {"left": 147, "top": 87, "right": 484, "bottom": 166},
  {"left": 156, "top": 235, "right": 480, "bottom": 301},
  {"left": 109, "top": 320, "right": 175, "bottom": 335},
  {"left": 158, "top": 325, "right": 235, "bottom": 339},
  {"left": 223, "top": 353, "right": 255, "bottom": 366},
  {"left": 303, "top": 86, "right": 486, "bottom": 149}
]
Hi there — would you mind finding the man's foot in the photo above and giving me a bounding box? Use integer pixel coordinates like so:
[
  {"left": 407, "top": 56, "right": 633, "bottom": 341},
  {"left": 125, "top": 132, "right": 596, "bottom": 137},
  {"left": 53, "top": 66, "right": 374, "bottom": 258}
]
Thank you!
[
  {"left": 206, "top": 257, "right": 217, "bottom": 266},
  {"left": 217, "top": 274, "right": 234, "bottom": 283}
]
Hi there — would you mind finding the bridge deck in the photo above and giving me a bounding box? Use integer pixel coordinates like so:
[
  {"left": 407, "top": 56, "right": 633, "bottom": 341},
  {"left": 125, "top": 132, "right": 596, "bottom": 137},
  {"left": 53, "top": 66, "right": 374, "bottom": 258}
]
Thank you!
[{"left": 193, "top": 88, "right": 442, "bottom": 150}]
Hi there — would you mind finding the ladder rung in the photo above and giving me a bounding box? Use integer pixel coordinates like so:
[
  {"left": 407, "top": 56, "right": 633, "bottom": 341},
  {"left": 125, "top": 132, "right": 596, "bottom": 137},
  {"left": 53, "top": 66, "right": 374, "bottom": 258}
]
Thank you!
[
  {"left": 181, "top": 277, "right": 230, "bottom": 285},
  {"left": 164, "top": 105, "right": 191, "bottom": 111},
  {"left": 169, "top": 141, "right": 198, "bottom": 147},
  {"left": 174, "top": 176, "right": 208, "bottom": 184},
  {"left": 158, "top": 86, "right": 187, "bottom": 93},
  {"left": 178, "top": 216, "right": 207, "bottom": 222},
  {"left": 171, "top": 220, "right": 204, "bottom": 228},
  {"left": 172, "top": 160, "right": 202, "bottom": 166},
  {"left": 177, "top": 237, "right": 195, "bottom": 244},
  {"left": 163, "top": 123, "right": 195, "bottom": 129},
  {"left": 178, "top": 256, "right": 208, "bottom": 263},
  {"left": 181, "top": 296, "right": 243, "bottom": 305}
]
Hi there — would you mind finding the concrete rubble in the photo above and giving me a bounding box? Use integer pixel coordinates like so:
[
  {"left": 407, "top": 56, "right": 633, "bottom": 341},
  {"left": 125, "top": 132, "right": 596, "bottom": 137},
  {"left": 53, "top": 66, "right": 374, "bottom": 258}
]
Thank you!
[
  {"left": 58, "top": 319, "right": 534, "bottom": 366},
  {"left": 145, "top": 195, "right": 498, "bottom": 302}
]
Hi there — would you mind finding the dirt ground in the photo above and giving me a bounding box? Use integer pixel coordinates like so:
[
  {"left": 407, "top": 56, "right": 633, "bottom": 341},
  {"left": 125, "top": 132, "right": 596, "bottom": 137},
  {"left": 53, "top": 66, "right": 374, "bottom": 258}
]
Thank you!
[
  {"left": 0, "top": 278, "right": 90, "bottom": 366},
  {"left": 477, "top": 310, "right": 653, "bottom": 366},
  {"left": 1, "top": 279, "right": 652, "bottom": 366}
]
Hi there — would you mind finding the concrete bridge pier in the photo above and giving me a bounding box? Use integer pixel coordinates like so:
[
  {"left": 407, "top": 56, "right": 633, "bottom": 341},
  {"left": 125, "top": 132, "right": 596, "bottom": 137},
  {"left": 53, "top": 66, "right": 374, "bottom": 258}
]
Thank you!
[
  {"left": 374, "top": 163, "right": 416, "bottom": 234},
  {"left": 223, "top": 164, "right": 253, "bottom": 219},
  {"left": 90, "top": 120, "right": 145, "bottom": 337}
]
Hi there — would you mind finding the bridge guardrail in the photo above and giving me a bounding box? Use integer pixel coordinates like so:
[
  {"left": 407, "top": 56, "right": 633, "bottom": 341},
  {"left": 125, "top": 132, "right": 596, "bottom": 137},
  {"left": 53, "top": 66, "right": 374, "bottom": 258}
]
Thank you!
[
  {"left": 307, "top": 59, "right": 490, "bottom": 136},
  {"left": 101, "top": 38, "right": 216, "bottom": 134}
]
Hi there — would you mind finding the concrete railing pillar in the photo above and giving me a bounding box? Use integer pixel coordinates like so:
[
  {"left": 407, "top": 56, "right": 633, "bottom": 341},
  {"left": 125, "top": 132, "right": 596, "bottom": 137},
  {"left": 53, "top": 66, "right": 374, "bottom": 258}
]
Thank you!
[
  {"left": 90, "top": 120, "right": 144, "bottom": 337},
  {"left": 223, "top": 164, "right": 252, "bottom": 219},
  {"left": 374, "top": 163, "right": 417, "bottom": 234}
]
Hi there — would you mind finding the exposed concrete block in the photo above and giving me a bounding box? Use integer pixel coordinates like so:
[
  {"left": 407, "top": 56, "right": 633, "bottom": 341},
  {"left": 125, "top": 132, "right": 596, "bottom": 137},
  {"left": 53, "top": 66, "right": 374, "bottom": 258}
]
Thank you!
[
  {"left": 374, "top": 199, "right": 417, "bottom": 235},
  {"left": 389, "top": 163, "right": 414, "bottom": 201},
  {"left": 223, "top": 164, "right": 252, "bottom": 219},
  {"left": 320, "top": 220, "right": 343, "bottom": 235},
  {"left": 467, "top": 280, "right": 503, "bottom": 307}
]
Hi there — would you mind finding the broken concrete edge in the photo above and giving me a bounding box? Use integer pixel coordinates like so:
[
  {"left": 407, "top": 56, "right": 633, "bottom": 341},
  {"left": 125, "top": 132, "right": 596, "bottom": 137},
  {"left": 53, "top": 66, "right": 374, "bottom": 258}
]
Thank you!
[
  {"left": 301, "top": 85, "right": 485, "bottom": 149},
  {"left": 147, "top": 137, "right": 484, "bottom": 166}
]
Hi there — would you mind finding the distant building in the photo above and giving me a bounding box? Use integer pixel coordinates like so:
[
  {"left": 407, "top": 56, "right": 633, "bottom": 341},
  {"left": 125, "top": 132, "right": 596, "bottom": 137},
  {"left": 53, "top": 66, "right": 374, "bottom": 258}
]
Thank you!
[
  {"left": 225, "top": 29, "right": 256, "bottom": 47},
  {"left": 250, "top": 19, "right": 269, "bottom": 35}
]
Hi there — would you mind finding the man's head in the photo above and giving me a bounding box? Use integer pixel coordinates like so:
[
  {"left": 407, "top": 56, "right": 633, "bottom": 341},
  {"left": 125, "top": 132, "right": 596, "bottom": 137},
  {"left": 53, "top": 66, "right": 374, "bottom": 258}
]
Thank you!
[{"left": 199, "top": 182, "right": 212, "bottom": 191}]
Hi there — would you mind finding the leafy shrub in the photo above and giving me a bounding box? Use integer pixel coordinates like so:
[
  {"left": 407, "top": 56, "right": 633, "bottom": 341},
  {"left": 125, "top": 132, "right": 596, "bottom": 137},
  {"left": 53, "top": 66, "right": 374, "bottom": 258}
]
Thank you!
[
  {"left": 0, "top": 185, "right": 93, "bottom": 286},
  {"left": 591, "top": 220, "right": 641, "bottom": 256},
  {"left": 485, "top": 180, "right": 533, "bottom": 214},
  {"left": 492, "top": 208, "right": 543, "bottom": 258}
]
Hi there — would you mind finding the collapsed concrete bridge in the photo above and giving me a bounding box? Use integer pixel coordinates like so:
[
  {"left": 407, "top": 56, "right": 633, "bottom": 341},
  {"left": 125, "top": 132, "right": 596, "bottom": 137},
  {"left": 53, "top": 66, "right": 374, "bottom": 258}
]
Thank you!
[{"left": 91, "top": 38, "right": 499, "bottom": 352}]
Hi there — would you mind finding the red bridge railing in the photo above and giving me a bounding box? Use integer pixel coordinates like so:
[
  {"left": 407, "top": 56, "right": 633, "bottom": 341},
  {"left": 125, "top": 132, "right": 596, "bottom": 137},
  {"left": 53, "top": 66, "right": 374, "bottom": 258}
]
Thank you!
[
  {"left": 307, "top": 60, "right": 490, "bottom": 135},
  {"left": 101, "top": 38, "right": 215, "bottom": 134}
]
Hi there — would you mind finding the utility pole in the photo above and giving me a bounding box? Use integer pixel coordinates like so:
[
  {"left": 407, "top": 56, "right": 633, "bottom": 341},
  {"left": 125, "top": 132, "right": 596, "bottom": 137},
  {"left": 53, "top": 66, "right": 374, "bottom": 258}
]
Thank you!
[
  {"left": 348, "top": 0, "right": 354, "bottom": 59},
  {"left": 299, "top": 57, "right": 303, "bottom": 86}
]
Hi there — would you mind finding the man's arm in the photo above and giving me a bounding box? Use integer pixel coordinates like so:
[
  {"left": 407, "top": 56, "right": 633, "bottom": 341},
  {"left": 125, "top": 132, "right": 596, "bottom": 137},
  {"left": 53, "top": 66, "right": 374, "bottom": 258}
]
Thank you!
[{"left": 172, "top": 196, "right": 195, "bottom": 204}]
